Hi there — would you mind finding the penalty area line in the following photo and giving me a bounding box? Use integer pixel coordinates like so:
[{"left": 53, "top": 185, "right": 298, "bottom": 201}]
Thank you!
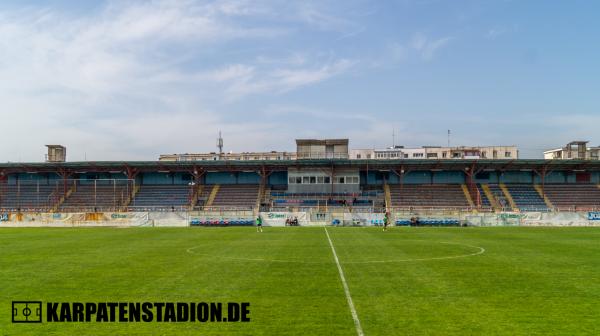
[{"left": 324, "top": 227, "right": 364, "bottom": 336}]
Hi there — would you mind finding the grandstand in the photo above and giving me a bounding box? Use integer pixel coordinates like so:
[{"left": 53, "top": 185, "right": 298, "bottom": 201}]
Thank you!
[
  {"left": 270, "top": 190, "right": 381, "bottom": 210},
  {"left": 131, "top": 185, "right": 191, "bottom": 210},
  {"left": 0, "top": 182, "right": 57, "bottom": 211},
  {"left": 210, "top": 184, "right": 260, "bottom": 209},
  {"left": 505, "top": 184, "right": 548, "bottom": 211},
  {"left": 388, "top": 184, "right": 470, "bottom": 209},
  {"left": 542, "top": 184, "right": 600, "bottom": 211},
  {"left": 476, "top": 184, "right": 493, "bottom": 208},
  {"left": 0, "top": 159, "right": 599, "bottom": 214},
  {"left": 59, "top": 181, "right": 132, "bottom": 212}
]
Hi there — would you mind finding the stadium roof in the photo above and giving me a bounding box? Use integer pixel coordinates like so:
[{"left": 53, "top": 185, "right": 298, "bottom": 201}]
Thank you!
[{"left": 1, "top": 159, "right": 600, "bottom": 176}]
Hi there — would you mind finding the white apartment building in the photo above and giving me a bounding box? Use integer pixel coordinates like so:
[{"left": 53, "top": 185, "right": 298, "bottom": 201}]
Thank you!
[
  {"left": 159, "top": 151, "right": 296, "bottom": 162},
  {"left": 350, "top": 145, "right": 518, "bottom": 160},
  {"left": 544, "top": 141, "right": 600, "bottom": 160}
]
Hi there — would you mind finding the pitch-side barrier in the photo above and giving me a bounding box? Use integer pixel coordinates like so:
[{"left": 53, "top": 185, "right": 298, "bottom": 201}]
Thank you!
[{"left": 1, "top": 210, "right": 600, "bottom": 227}]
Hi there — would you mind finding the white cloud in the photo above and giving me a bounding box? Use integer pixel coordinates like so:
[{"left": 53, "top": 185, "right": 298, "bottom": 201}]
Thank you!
[
  {"left": 0, "top": 0, "right": 356, "bottom": 161},
  {"left": 206, "top": 58, "right": 356, "bottom": 99},
  {"left": 485, "top": 24, "right": 519, "bottom": 40},
  {"left": 410, "top": 32, "right": 454, "bottom": 60}
]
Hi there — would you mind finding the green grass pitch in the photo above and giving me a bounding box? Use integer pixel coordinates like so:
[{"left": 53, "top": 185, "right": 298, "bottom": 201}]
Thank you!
[{"left": 1, "top": 226, "right": 599, "bottom": 335}]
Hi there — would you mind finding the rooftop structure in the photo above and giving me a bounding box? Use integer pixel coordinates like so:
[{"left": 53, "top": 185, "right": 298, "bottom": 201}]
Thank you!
[
  {"left": 544, "top": 141, "right": 600, "bottom": 160},
  {"left": 296, "top": 139, "right": 349, "bottom": 159},
  {"left": 45, "top": 145, "right": 66, "bottom": 163}
]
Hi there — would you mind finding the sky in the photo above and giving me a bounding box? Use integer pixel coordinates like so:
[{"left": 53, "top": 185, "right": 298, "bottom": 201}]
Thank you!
[{"left": 0, "top": 0, "right": 599, "bottom": 161}]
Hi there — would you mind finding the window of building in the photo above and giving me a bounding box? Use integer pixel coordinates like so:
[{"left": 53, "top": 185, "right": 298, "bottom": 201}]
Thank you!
[
  {"left": 302, "top": 176, "right": 309, "bottom": 184},
  {"left": 324, "top": 176, "right": 331, "bottom": 184},
  {"left": 427, "top": 153, "right": 438, "bottom": 158},
  {"left": 413, "top": 153, "right": 424, "bottom": 158},
  {"left": 366, "top": 154, "right": 371, "bottom": 159},
  {"left": 356, "top": 154, "right": 361, "bottom": 159},
  {"left": 453, "top": 152, "right": 461, "bottom": 158},
  {"left": 310, "top": 176, "right": 316, "bottom": 184},
  {"left": 442, "top": 152, "right": 447, "bottom": 158},
  {"left": 481, "top": 151, "right": 487, "bottom": 158},
  {"left": 296, "top": 177, "right": 302, "bottom": 184},
  {"left": 289, "top": 177, "right": 295, "bottom": 184},
  {"left": 337, "top": 177, "right": 345, "bottom": 184},
  {"left": 317, "top": 176, "right": 324, "bottom": 184},
  {"left": 351, "top": 176, "right": 359, "bottom": 184},
  {"left": 505, "top": 151, "right": 511, "bottom": 157}
]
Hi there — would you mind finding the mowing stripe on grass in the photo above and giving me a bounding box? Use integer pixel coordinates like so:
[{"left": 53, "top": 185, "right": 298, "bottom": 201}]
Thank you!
[{"left": 324, "top": 227, "right": 364, "bottom": 336}]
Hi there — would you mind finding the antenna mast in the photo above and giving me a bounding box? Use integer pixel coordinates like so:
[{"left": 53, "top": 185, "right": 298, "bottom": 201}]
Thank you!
[
  {"left": 217, "top": 131, "right": 224, "bottom": 159},
  {"left": 447, "top": 129, "right": 451, "bottom": 147}
]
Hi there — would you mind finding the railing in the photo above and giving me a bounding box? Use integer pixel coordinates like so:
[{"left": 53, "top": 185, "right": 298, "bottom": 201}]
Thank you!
[
  {"left": 296, "top": 153, "right": 349, "bottom": 159},
  {"left": 126, "top": 205, "right": 190, "bottom": 212},
  {"left": 58, "top": 206, "right": 128, "bottom": 213},
  {"left": 196, "top": 205, "right": 254, "bottom": 212},
  {"left": 270, "top": 206, "right": 385, "bottom": 213},
  {"left": 2, "top": 204, "right": 598, "bottom": 215},
  {"left": 554, "top": 206, "right": 600, "bottom": 212}
]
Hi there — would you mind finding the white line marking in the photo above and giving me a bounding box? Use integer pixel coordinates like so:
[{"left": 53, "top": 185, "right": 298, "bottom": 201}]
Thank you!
[
  {"left": 343, "top": 242, "right": 486, "bottom": 264},
  {"left": 186, "top": 240, "right": 486, "bottom": 264},
  {"left": 186, "top": 246, "right": 328, "bottom": 264},
  {"left": 324, "top": 227, "right": 364, "bottom": 336}
]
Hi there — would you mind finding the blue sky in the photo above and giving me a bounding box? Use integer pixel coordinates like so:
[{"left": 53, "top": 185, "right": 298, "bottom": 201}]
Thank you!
[{"left": 1, "top": 0, "right": 599, "bottom": 161}]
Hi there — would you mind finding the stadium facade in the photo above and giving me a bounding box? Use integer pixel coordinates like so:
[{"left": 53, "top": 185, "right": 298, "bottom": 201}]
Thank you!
[{"left": 1, "top": 139, "right": 600, "bottom": 227}]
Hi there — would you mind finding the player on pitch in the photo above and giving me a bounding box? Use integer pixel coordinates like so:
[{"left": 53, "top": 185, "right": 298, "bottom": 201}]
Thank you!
[
  {"left": 383, "top": 211, "right": 390, "bottom": 231},
  {"left": 256, "top": 215, "right": 263, "bottom": 233}
]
